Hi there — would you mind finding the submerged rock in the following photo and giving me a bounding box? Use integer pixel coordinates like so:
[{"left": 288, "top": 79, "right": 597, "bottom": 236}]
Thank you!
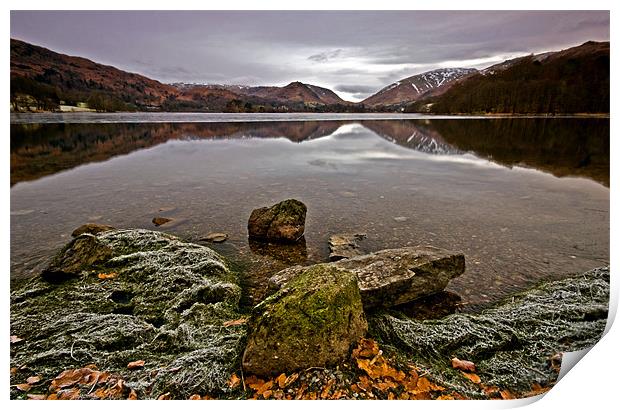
[
  {"left": 152, "top": 217, "right": 173, "bottom": 226},
  {"left": 247, "top": 199, "right": 307, "bottom": 243},
  {"left": 369, "top": 267, "right": 610, "bottom": 397},
  {"left": 200, "top": 232, "right": 228, "bottom": 243},
  {"left": 243, "top": 263, "right": 367, "bottom": 376},
  {"left": 71, "top": 223, "right": 115, "bottom": 237},
  {"left": 328, "top": 233, "right": 366, "bottom": 261},
  {"left": 270, "top": 245, "right": 465, "bottom": 309},
  {"left": 11, "top": 229, "right": 246, "bottom": 399}
]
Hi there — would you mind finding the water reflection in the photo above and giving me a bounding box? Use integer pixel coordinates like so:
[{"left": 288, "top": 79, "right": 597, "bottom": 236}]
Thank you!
[{"left": 11, "top": 118, "right": 609, "bottom": 186}]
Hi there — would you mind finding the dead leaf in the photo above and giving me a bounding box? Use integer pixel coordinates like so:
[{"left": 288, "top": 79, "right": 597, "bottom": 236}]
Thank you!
[
  {"left": 97, "top": 272, "right": 117, "bottom": 279},
  {"left": 263, "top": 390, "right": 273, "bottom": 399},
  {"left": 158, "top": 392, "right": 172, "bottom": 400},
  {"left": 10, "top": 335, "right": 23, "bottom": 344},
  {"left": 127, "top": 360, "right": 145, "bottom": 370},
  {"left": 461, "top": 372, "right": 481, "bottom": 384},
  {"left": 26, "top": 375, "right": 41, "bottom": 385},
  {"left": 10, "top": 367, "right": 18, "bottom": 375},
  {"left": 416, "top": 377, "right": 431, "bottom": 392},
  {"left": 352, "top": 338, "right": 380, "bottom": 359},
  {"left": 223, "top": 318, "right": 247, "bottom": 327},
  {"left": 451, "top": 357, "right": 476, "bottom": 372},
  {"left": 57, "top": 388, "right": 80, "bottom": 400},
  {"left": 283, "top": 373, "right": 299, "bottom": 387},
  {"left": 50, "top": 368, "right": 93, "bottom": 391},
  {"left": 189, "top": 394, "right": 201, "bottom": 400},
  {"left": 46, "top": 393, "right": 58, "bottom": 400},
  {"left": 228, "top": 373, "right": 241, "bottom": 389},
  {"left": 128, "top": 389, "right": 138, "bottom": 400},
  {"left": 437, "top": 394, "right": 455, "bottom": 400},
  {"left": 500, "top": 390, "right": 516, "bottom": 400},
  {"left": 14, "top": 383, "right": 32, "bottom": 392},
  {"left": 275, "top": 373, "right": 287, "bottom": 389},
  {"left": 27, "top": 394, "right": 47, "bottom": 400}
]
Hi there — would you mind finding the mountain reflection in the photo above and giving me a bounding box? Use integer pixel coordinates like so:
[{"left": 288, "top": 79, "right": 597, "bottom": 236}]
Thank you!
[{"left": 10, "top": 118, "right": 609, "bottom": 186}]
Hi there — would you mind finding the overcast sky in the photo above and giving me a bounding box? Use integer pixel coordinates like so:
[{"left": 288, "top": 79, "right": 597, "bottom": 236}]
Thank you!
[{"left": 10, "top": 11, "right": 610, "bottom": 101}]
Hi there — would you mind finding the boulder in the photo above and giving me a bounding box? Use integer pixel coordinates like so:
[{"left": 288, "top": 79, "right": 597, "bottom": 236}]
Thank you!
[
  {"left": 243, "top": 263, "right": 367, "bottom": 376},
  {"left": 71, "top": 223, "right": 115, "bottom": 237},
  {"left": 269, "top": 245, "right": 465, "bottom": 309},
  {"left": 247, "top": 199, "right": 307, "bottom": 243},
  {"left": 328, "top": 233, "right": 366, "bottom": 261}
]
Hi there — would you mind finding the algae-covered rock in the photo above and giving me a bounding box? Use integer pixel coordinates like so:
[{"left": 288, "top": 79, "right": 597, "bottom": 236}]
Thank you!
[
  {"left": 243, "top": 263, "right": 367, "bottom": 376},
  {"left": 369, "top": 267, "right": 610, "bottom": 397},
  {"left": 10, "top": 229, "right": 247, "bottom": 399},
  {"left": 247, "top": 199, "right": 307, "bottom": 242},
  {"left": 71, "top": 223, "right": 115, "bottom": 237},
  {"left": 270, "top": 245, "right": 465, "bottom": 308}
]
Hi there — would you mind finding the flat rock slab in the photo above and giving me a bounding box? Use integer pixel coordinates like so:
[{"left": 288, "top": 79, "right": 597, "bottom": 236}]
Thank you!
[
  {"left": 269, "top": 245, "right": 465, "bottom": 309},
  {"left": 71, "top": 223, "right": 115, "bottom": 237},
  {"left": 328, "top": 233, "right": 366, "bottom": 261},
  {"left": 200, "top": 232, "right": 228, "bottom": 243}
]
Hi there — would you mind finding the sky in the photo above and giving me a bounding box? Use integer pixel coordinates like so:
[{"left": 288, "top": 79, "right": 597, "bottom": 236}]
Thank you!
[{"left": 10, "top": 10, "right": 610, "bottom": 101}]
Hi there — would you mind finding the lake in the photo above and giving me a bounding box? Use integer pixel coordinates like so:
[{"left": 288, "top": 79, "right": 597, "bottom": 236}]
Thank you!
[{"left": 10, "top": 113, "right": 609, "bottom": 314}]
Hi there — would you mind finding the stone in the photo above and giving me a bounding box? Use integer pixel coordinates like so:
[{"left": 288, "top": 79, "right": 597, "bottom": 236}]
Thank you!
[
  {"left": 269, "top": 245, "right": 465, "bottom": 309},
  {"left": 12, "top": 229, "right": 246, "bottom": 399},
  {"left": 247, "top": 199, "right": 307, "bottom": 243},
  {"left": 243, "top": 264, "right": 367, "bottom": 376},
  {"left": 328, "top": 233, "right": 366, "bottom": 261},
  {"left": 41, "top": 234, "right": 114, "bottom": 282},
  {"left": 393, "top": 216, "right": 409, "bottom": 222},
  {"left": 71, "top": 223, "right": 115, "bottom": 237},
  {"left": 200, "top": 232, "right": 228, "bottom": 243},
  {"left": 152, "top": 217, "right": 173, "bottom": 226}
]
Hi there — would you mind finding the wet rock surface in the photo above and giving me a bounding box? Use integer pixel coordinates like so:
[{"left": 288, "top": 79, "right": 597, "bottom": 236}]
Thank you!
[
  {"left": 152, "top": 217, "right": 173, "bottom": 226},
  {"left": 270, "top": 245, "right": 466, "bottom": 308},
  {"left": 243, "top": 263, "right": 367, "bottom": 376},
  {"left": 247, "top": 199, "right": 307, "bottom": 243},
  {"left": 11, "top": 229, "right": 247, "bottom": 399},
  {"left": 328, "top": 233, "right": 366, "bottom": 261},
  {"left": 200, "top": 232, "right": 228, "bottom": 243},
  {"left": 370, "top": 267, "right": 610, "bottom": 397},
  {"left": 71, "top": 223, "right": 115, "bottom": 237}
]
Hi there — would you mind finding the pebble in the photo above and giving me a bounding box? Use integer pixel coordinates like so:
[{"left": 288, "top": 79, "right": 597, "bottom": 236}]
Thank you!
[{"left": 200, "top": 232, "right": 228, "bottom": 243}]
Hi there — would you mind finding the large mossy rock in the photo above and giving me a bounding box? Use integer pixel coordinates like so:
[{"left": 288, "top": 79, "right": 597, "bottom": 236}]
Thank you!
[
  {"left": 369, "top": 267, "right": 610, "bottom": 397},
  {"left": 10, "top": 229, "right": 247, "bottom": 399},
  {"left": 270, "top": 245, "right": 465, "bottom": 309},
  {"left": 242, "top": 264, "right": 367, "bottom": 376},
  {"left": 247, "top": 199, "right": 307, "bottom": 243}
]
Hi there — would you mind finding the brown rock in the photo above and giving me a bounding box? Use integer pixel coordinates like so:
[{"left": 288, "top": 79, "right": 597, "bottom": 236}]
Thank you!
[
  {"left": 41, "top": 234, "right": 114, "bottom": 282},
  {"left": 247, "top": 199, "right": 307, "bottom": 243},
  {"left": 152, "top": 217, "right": 173, "bottom": 226},
  {"left": 200, "top": 232, "right": 228, "bottom": 243},
  {"left": 71, "top": 223, "right": 114, "bottom": 237}
]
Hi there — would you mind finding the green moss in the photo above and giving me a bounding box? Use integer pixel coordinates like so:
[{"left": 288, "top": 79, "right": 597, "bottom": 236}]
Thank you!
[{"left": 10, "top": 229, "right": 247, "bottom": 399}]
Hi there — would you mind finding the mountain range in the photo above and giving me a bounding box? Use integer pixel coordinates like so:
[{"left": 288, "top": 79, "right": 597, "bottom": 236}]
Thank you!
[{"left": 10, "top": 38, "right": 609, "bottom": 114}]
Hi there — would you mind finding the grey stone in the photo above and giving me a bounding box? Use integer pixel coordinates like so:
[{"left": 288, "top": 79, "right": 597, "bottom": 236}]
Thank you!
[{"left": 328, "top": 233, "right": 366, "bottom": 261}]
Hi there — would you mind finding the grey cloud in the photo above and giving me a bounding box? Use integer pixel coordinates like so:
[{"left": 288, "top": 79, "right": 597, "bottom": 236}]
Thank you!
[
  {"left": 335, "top": 84, "right": 378, "bottom": 94},
  {"left": 308, "top": 49, "right": 343, "bottom": 62}
]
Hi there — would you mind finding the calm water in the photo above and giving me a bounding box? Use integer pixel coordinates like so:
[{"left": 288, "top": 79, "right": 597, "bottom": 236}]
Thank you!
[{"left": 10, "top": 114, "right": 609, "bottom": 312}]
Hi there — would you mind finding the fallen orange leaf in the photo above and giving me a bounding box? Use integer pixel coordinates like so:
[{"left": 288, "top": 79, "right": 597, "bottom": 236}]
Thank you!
[
  {"left": 14, "top": 383, "right": 32, "bottom": 392},
  {"left": 158, "top": 392, "right": 172, "bottom": 400},
  {"left": 127, "top": 360, "right": 145, "bottom": 370},
  {"left": 228, "top": 373, "right": 241, "bottom": 389},
  {"left": 275, "top": 373, "right": 287, "bottom": 389},
  {"left": 189, "top": 394, "right": 201, "bottom": 400},
  {"left": 10, "top": 335, "right": 23, "bottom": 344},
  {"left": 27, "top": 394, "right": 47, "bottom": 400},
  {"left": 223, "top": 318, "right": 247, "bottom": 327},
  {"left": 461, "top": 372, "right": 481, "bottom": 384},
  {"left": 57, "top": 388, "right": 80, "bottom": 400},
  {"left": 451, "top": 357, "right": 476, "bottom": 373},
  {"left": 283, "top": 373, "right": 299, "bottom": 387},
  {"left": 97, "top": 272, "right": 118, "bottom": 279},
  {"left": 26, "top": 375, "right": 41, "bottom": 385},
  {"left": 500, "top": 390, "right": 516, "bottom": 400},
  {"left": 128, "top": 389, "right": 138, "bottom": 400}
]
